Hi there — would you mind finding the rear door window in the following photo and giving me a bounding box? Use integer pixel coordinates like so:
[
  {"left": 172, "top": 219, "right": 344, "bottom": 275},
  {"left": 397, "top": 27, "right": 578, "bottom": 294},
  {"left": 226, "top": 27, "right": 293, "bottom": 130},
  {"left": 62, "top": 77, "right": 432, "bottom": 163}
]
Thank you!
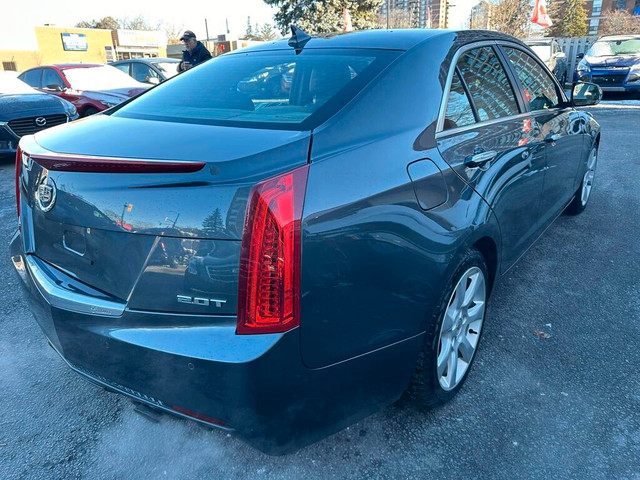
[
  {"left": 21, "top": 69, "right": 42, "bottom": 88},
  {"left": 113, "top": 63, "right": 131, "bottom": 75},
  {"left": 113, "top": 49, "right": 400, "bottom": 131},
  {"left": 456, "top": 46, "right": 520, "bottom": 122},
  {"left": 503, "top": 47, "right": 560, "bottom": 111},
  {"left": 444, "top": 70, "right": 476, "bottom": 130}
]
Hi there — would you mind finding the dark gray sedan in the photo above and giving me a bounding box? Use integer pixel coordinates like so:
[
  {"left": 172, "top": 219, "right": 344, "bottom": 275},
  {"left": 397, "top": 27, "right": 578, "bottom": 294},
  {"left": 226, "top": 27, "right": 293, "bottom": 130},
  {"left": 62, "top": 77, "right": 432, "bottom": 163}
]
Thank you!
[{"left": 11, "top": 29, "right": 601, "bottom": 454}]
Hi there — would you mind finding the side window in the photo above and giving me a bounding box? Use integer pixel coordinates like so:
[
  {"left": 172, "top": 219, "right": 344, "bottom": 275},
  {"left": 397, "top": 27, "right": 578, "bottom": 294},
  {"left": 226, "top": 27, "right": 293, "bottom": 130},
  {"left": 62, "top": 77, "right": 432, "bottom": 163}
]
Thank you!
[
  {"left": 444, "top": 70, "right": 476, "bottom": 130},
  {"left": 456, "top": 47, "right": 520, "bottom": 122},
  {"left": 113, "top": 63, "right": 130, "bottom": 75},
  {"left": 42, "top": 69, "right": 64, "bottom": 90},
  {"left": 503, "top": 47, "right": 560, "bottom": 111},
  {"left": 132, "top": 63, "right": 157, "bottom": 83},
  {"left": 21, "top": 69, "right": 42, "bottom": 88}
]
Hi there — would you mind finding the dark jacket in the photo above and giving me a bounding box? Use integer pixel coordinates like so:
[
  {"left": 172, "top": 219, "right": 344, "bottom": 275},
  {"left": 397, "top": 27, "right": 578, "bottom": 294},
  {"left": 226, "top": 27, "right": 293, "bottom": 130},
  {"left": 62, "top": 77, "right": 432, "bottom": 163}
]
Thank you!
[{"left": 178, "top": 41, "right": 212, "bottom": 72}]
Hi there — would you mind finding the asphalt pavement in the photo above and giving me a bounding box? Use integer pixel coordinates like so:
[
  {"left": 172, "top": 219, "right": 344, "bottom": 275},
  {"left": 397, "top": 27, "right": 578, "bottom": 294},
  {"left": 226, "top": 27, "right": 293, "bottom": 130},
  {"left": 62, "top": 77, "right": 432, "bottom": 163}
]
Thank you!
[{"left": 0, "top": 101, "right": 638, "bottom": 480}]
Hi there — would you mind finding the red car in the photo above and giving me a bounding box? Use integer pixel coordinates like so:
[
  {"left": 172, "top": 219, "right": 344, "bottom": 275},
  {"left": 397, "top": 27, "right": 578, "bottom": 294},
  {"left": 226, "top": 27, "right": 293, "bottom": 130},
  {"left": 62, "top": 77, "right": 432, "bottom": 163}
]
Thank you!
[{"left": 19, "top": 64, "right": 149, "bottom": 117}]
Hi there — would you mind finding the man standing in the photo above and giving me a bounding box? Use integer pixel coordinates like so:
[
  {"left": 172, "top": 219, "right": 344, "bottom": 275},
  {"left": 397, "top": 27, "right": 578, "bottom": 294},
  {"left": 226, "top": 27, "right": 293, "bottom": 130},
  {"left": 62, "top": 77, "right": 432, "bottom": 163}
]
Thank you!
[{"left": 178, "top": 31, "right": 212, "bottom": 72}]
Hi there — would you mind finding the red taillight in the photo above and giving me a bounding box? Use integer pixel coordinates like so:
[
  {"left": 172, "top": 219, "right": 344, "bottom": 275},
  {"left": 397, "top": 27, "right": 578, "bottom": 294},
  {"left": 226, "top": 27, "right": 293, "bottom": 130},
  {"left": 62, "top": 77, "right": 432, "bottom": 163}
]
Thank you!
[
  {"left": 15, "top": 146, "right": 22, "bottom": 218},
  {"left": 237, "top": 165, "right": 309, "bottom": 335}
]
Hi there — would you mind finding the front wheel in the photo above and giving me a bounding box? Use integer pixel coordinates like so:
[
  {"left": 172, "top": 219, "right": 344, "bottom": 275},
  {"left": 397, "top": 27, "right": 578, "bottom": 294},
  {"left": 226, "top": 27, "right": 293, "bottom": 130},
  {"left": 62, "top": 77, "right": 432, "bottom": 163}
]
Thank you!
[
  {"left": 566, "top": 146, "right": 597, "bottom": 215},
  {"left": 408, "top": 248, "right": 489, "bottom": 407}
]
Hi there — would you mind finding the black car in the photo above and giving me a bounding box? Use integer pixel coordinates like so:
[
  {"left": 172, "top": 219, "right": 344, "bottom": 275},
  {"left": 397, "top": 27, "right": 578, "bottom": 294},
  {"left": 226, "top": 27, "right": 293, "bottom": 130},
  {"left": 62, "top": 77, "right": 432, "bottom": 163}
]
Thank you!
[
  {"left": 0, "top": 72, "right": 78, "bottom": 157},
  {"left": 12, "top": 29, "right": 602, "bottom": 454},
  {"left": 109, "top": 58, "right": 181, "bottom": 84}
]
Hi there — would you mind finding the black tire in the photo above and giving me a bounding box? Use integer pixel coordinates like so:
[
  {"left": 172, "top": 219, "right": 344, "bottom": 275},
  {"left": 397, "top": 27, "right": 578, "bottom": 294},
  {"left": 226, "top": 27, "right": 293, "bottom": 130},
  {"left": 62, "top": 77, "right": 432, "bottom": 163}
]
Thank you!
[
  {"left": 565, "top": 145, "right": 598, "bottom": 215},
  {"left": 408, "top": 247, "right": 489, "bottom": 408},
  {"left": 83, "top": 107, "right": 99, "bottom": 117}
]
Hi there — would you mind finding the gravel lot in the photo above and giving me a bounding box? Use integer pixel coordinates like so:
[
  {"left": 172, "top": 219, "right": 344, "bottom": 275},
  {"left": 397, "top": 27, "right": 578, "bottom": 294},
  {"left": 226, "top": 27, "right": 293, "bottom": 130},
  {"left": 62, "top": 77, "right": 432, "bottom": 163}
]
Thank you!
[{"left": 1, "top": 102, "right": 638, "bottom": 480}]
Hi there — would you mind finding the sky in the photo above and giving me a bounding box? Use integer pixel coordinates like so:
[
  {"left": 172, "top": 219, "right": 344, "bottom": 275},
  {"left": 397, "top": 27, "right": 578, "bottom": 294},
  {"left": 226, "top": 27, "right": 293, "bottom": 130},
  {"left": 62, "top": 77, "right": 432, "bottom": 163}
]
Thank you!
[{"left": 3, "top": 0, "right": 477, "bottom": 51}]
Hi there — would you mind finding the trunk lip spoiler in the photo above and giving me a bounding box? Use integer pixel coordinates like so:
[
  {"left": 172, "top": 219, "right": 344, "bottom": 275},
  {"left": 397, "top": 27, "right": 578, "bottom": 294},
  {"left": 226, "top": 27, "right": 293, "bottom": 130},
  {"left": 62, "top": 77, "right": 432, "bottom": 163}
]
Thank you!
[{"left": 18, "top": 135, "right": 206, "bottom": 173}]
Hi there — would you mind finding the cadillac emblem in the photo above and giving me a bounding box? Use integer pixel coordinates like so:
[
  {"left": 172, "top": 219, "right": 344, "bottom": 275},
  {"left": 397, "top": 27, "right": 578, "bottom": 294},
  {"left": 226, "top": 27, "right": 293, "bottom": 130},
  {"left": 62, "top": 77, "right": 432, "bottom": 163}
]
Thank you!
[
  {"left": 36, "top": 175, "right": 57, "bottom": 212},
  {"left": 35, "top": 117, "right": 47, "bottom": 127}
]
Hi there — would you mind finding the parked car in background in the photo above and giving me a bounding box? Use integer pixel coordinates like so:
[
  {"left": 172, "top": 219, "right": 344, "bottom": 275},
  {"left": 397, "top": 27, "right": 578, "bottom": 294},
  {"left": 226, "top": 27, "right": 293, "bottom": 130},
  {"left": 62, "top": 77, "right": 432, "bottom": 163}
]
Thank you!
[
  {"left": 0, "top": 72, "right": 77, "bottom": 157},
  {"left": 12, "top": 29, "right": 602, "bottom": 454},
  {"left": 109, "top": 58, "right": 181, "bottom": 84},
  {"left": 18, "top": 64, "right": 149, "bottom": 117},
  {"left": 524, "top": 37, "right": 568, "bottom": 85},
  {"left": 576, "top": 35, "right": 640, "bottom": 96}
]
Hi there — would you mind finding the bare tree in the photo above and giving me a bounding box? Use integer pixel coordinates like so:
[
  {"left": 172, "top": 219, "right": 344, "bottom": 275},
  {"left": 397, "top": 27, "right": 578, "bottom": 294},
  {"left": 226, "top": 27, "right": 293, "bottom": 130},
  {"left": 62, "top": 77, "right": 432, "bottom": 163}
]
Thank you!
[
  {"left": 599, "top": 9, "right": 640, "bottom": 36},
  {"left": 257, "top": 24, "right": 279, "bottom": 42},
  {"left": 489, "top": 0, "right": 531, "bottom": 38},
  {"left": 162, "top": 22, "right": 185, "bottom": 44},
  {"left": 119, "top": 15, "right": 158, "bottom": 31},
  {"left": 375, "top": 9, "right": 412, "bottom": 28}
]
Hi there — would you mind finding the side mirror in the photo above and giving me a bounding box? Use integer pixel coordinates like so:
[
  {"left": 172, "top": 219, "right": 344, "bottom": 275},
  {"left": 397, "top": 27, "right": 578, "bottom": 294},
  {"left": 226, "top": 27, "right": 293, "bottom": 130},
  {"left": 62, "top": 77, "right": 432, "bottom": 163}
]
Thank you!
[
  {"left": 45, "top": 84, "right": 65, "bottom": 92},
  {"left": 147, "top": 77, "right": 160, "bottom": 85},
  {"left": 571, "top": 82, "right": 602, "bottom": 107},
  {"left": 576, "top": 52, "right": 585, "bottom": 60},
  {"left": 555, "top": 52, "right": 566, "bottom": 59}
]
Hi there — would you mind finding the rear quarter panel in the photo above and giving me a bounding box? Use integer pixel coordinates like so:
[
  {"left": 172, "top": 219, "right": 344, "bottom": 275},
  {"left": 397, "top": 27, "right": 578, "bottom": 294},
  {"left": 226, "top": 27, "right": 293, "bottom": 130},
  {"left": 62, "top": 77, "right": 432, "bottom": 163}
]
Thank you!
[{"left": 300, "top": 36, "right": 501, "bottom": 370}]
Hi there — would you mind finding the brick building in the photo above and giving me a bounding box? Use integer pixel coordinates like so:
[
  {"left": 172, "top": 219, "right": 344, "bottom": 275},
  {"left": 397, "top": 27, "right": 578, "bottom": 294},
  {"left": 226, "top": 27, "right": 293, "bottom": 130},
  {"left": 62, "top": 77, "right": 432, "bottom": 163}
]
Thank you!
[{"left": 585, "top": 0, "right": 640, "bottom": 35}]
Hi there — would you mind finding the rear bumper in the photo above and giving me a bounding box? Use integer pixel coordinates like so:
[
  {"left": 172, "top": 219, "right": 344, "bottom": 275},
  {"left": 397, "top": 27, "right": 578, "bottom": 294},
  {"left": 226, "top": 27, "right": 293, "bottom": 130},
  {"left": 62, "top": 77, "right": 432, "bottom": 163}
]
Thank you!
[{"left": 10, "top": 229, "right": 421, "bottom": 453}]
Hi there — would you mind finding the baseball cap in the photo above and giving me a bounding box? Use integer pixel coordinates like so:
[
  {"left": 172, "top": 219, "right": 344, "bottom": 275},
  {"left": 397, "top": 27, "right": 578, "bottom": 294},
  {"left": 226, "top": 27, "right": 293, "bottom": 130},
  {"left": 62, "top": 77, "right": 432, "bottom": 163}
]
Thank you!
[{"left": 180, "top": 30, "right": 196, "bottom": 41}]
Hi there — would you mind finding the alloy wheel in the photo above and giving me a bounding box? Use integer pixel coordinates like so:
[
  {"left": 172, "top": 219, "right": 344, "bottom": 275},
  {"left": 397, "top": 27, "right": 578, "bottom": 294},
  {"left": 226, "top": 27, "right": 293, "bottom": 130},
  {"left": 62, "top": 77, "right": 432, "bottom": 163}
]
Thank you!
[
  {"left": 437, "top": 266, "right": 486, "bottom": 391},
  {"left": 581, "top": 148, "right": 598, "bottom": 207}
]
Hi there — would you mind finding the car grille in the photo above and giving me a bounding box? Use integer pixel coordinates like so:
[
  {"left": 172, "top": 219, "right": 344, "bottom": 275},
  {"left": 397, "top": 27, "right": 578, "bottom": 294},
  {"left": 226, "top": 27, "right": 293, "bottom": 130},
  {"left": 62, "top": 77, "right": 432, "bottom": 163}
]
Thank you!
[
  {"left": 591, "top": 74, "right": 627, "bottom": 86},
  {"left": 206, "top": 265, "right": 237, "bottom": 282},
  {"left": 7, "top": 114, "right": 67, "bottom": 137}
]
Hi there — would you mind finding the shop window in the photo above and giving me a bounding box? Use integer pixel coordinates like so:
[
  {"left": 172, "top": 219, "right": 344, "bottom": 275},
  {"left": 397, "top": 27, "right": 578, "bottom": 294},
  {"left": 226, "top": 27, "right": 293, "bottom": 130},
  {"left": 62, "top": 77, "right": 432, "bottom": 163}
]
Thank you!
[{"left": 2, "top": 61, "right": 17, "bottom": 71}]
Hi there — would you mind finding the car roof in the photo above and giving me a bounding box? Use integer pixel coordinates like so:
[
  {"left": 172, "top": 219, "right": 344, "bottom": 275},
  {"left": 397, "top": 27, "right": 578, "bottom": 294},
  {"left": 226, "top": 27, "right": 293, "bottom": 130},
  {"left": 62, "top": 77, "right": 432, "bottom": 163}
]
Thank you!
[
  {"left": 598, "top": 35, "right": 640, "bottom": 41},
  {"left": 230, "top": 29, "right": 521, "bottom": 54},
  {"left": 111, "top": 58, "right": 179, "bottom": 64},
  {"left": 524, "top": 38, "right": 554, "bottom": 43}
]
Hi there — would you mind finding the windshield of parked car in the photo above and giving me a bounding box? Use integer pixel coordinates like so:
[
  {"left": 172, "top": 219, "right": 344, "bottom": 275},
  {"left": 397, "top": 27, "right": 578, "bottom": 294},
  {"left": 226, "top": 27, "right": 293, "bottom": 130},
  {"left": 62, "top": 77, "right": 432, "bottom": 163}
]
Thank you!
[
  {"left": 62, "top": 65, "right": 144, "bottom": 91},
  {"left": 151, "top": 62, "right": 179, "bottom": 79},
  {"left": 528, "top": 44, "right": 552, "bottom": 61},
  {"left": 0, "top": 74, "right": 39, "bottom": 95},
  {"left": 113, "top": 49, "right": 399, "bottom": 130},
  {"left": 587, "top": 38, "right": 640, "bottom": 57}
]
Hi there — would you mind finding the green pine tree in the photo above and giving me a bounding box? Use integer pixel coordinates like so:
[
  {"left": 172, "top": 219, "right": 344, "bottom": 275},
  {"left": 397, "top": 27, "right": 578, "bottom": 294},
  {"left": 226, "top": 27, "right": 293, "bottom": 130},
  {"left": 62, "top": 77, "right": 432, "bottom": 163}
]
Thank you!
[
  {"left": 202, "top": 208, "right": 224, "bottom": 234},
  {"left": 263, "top": 0, "right": 383, "bottom": 35},
  {"left": 546, "top": 0, "right": 587, "bottom": 37}
]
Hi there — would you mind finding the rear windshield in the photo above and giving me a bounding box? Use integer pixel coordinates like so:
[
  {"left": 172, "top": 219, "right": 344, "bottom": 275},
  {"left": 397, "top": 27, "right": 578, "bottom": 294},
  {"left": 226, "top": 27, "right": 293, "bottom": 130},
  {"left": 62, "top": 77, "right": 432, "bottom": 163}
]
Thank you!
[{"left": 112, "top": 48, "right": 400, "bottom": 130}]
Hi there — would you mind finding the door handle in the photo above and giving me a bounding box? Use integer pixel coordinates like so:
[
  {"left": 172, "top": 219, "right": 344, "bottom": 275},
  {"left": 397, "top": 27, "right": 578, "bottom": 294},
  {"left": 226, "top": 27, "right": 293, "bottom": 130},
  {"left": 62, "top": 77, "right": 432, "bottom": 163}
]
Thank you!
[
  {"left": 545, "top": 133, "right": 562, "bottom": 142},
  {"left": 465, "top": 150, "right": 497, "bottom": 168}
]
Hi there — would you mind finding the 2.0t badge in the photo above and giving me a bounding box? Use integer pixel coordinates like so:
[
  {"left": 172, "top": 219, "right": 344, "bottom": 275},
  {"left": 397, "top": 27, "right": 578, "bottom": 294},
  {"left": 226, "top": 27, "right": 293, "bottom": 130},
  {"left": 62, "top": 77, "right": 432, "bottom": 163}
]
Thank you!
[{"left": 35, "top": 175, "right": 57, "bottom": 212}]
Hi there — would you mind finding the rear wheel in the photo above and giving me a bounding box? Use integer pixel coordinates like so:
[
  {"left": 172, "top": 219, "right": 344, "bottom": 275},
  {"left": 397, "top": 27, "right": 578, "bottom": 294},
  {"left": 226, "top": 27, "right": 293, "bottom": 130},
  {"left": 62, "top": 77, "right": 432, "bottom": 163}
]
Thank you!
[
  {"left": 408, "top": 248, "right": 489, "bottom": 408},
  {"left": 566, "top": 146, "right": 597, "bottom": 215}
]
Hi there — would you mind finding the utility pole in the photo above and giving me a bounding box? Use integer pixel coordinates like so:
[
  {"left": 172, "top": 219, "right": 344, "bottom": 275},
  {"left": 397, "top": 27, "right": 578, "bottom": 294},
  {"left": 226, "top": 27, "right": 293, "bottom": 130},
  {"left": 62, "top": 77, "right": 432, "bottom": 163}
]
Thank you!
[
  {"left": 205, "top": 18, "right": 209, "bottom": 41},
  {"left": 387, "top": 0, "right": 390, "bottom": 28}
]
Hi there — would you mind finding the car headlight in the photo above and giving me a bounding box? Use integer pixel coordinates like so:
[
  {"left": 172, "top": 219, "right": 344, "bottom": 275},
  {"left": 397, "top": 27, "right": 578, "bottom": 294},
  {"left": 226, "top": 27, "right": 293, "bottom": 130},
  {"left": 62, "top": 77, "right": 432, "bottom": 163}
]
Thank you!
[
  {"left": 629, "top": 63, "right": 640, "bottom": 82},
  {"left": 65, "top": 103, "right": 77, "bottom": 116},
  {"left": 577, "top": 59, "right": 590, "bottom": 75},
  {"left": 99, "top": 100, "right": 119, "bottom": 108}
]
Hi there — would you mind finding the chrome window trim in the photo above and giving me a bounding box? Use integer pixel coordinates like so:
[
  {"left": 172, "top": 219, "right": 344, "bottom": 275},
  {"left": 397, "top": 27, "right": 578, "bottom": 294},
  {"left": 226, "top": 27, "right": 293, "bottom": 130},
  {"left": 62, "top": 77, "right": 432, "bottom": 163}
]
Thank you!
[
  {"left": 436, "top": 40, "right": 520, "bottom": 134},
  {"left": 435, "top": 111, "right": 531, "bottom": 139}
]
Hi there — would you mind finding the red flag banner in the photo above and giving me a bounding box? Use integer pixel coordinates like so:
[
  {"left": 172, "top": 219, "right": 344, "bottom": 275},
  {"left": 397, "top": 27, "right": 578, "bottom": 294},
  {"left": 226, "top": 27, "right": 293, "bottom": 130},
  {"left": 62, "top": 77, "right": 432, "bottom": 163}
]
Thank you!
[{"left": 531, "top": 0, "right": 553, "bottom": 28}]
